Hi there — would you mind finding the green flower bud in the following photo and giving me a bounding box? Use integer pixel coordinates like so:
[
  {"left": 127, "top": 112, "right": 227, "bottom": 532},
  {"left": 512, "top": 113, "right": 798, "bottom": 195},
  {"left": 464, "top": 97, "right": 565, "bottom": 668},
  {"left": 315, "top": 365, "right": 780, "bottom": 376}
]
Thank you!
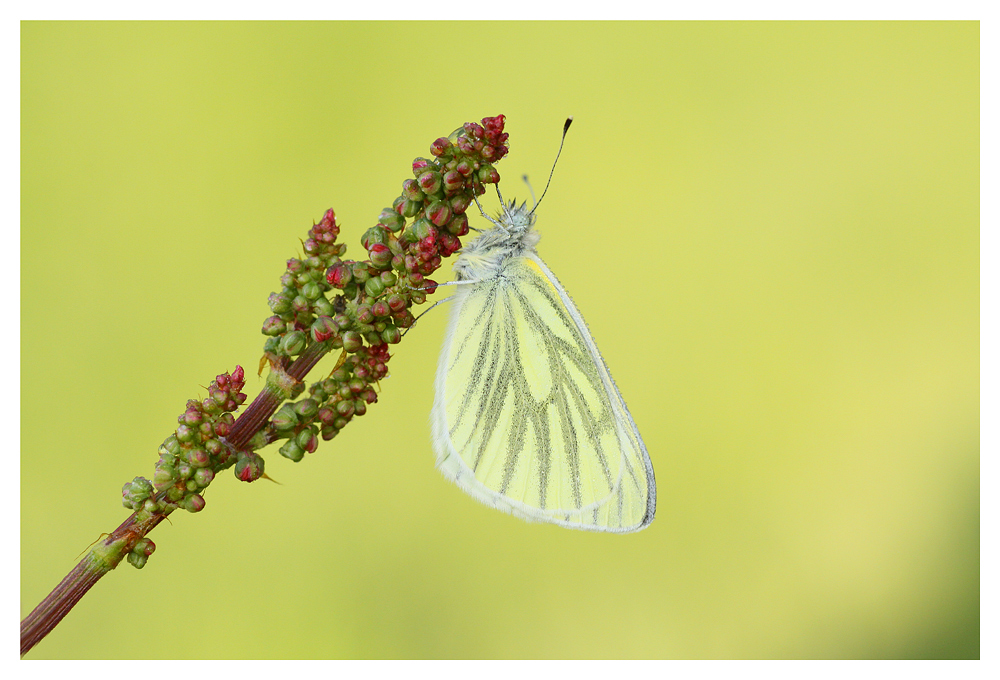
[
  {"left": 369, "top": 243, "right": 392, "bottom": 269},
  {"left": 342, "top": 331, "right": 363, "bottom": 353},
  {"left": 262, "top": 315, "right": 286, "bottom": 336},
  {"left": 194, "top": 468, "right": 214, "bottom": 487},
  {"left": 313, "top": 296, "right": 334, "bottom": 316},
  {"left": 427, "top": 200, "right": 452, "bottom": 227},
  {"left": 365, "top": 277, "right": 386, "bottom": 298},
  {"left": 280, "top": 331, "right": 307, "bottom": 356},
  {"left": 311, "top": 316, "right": 339, "bottom": 343},
  {"left": 356, "top": 304, "right": 374, "bottom": 324},
  {"left": 478, "top": 164, "right": 500, "bottom": 184},
  {"left": 450, "top": 193, "right": 472, "bottom": 215},
  {"left": 279, "top": 440, "right": 305, "bottom": 462},
  {"left": 302, "top": 282, "right": 323, "bottom": 301},
  {"left": 186, "top": 448, "right": 210, "bottom": 468},
  {"left": 272, "top": 404, "right": 300, "bottom": 431},
  {"left": 268, "top": 292, "right": 292, "bottom": 314},
  {"left": 182, "top": 494, "right": 206, "bottom": 513},
  {"left": 443, "top": 170, "right": 464, "bottom": 193},
  {"left": 362, "top": 225, "right": 389, "bottom": 250},
  {"left": 121, "top": 477, "right": 154, "bottom": 509},
  {"left": 418, "top": 170, "right": 443, "bottom": 195},
  {"left": 378, "top": 208, "right": 405, "bottom": 232},
  {"left": 382, "top": 326, "right": 401, "bottom": 344},
  {"left": 293, "top": 398, "right": 319, "bottom": 419},
  {"left": 153, "top": 465, "right": 175, "bottom": 490},
  {"left": 402, "top": 199, "right": 422, "bottom": 218},
  {"left": 407, "top": 217, "right": 433, "bottom": 242},
  {"left": 175, "top": 424, "right": 196, "bottom": 443},
  {"left": 296, "top": 427, "right": 318, "bottom": 451},
  {"left": 162, "top": 436, "right": 181, "bottom": 456},
  {"left": 235, "top": 452, "right": 265, "bottom": 482},
  {"left": 372, "top": 300, "right": 390, "bottom": 318},
  {"left": 402, "top": 179, "right": 424, "bottom": 202},
  {"left": 380, "top": 271, "right": 397, "bottom": 287},
  {"left": 352, "top": 263, "right": 371, "bottom": 283}
]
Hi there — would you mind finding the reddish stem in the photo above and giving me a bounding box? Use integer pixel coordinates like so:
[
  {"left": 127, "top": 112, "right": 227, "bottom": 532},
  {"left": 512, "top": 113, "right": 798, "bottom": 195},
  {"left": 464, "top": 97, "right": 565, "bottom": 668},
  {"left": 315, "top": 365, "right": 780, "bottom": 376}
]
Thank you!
[{"left": 19, "top": 341, "right": 331, "bottom": 656}]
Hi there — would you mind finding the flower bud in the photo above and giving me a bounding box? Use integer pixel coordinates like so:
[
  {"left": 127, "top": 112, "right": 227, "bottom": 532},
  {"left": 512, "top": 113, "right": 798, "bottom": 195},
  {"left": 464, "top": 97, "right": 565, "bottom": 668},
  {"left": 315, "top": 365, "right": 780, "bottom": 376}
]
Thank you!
[
  {"left": 296, "top": 427, "right": 318, "bottom": 453},
  {"left": 371, "top": 299, "right": 390, "bottom": 318},
  {"left": 327, "top": 262, "right": 353, "bottom": 288},
  {"left": 427, "top": 200, "right": 452, "bottom": 227},
  {"left": 456, "top": 159, "right": 474, "bottom": 176},
  {"left": 262, "top": 315, "right": 286, "bottom": 336},
  {"left": 293, "top": 398, "right": 319, "bottom": 419},
  {"left": 478, "top": 164, "right": 500, "bottom": 184},
  {"left": 279, "top": 440, "right": 305, "bottom": 462},
  {"left": 430, "top": 137, "right": 451, "bottom": 156},
  {"left": 382, "top": 326, "right": 401, "bottom": 344},
  {"left": 446, "top": 213, "right": 469, "bottom": 235},
  {"left": 364, "top": 277, "right": 386, "bottom": 298},
  {"left": 402, "top": 178, "right": 425, "bottom": 202},
  {"left": 311, "top": 316, "right": 338, "bottom": 343},
  {"left": 280, "top": 331, "right": 307, "bottom": 356},
  {"left": 272, "top": 404, "right": 299, "bottom": 431},
  {"left": 302, "top": 282, "right": 322, "bottom": 301},
  {"left": 186, "top": 447, "right": 211, "bottom": 468},
  {"left": 194, "top": 468, "right": 215, "bottom": 487},
  {"left": 182, "top": 493, "right": 206, "bottom": 513},
  {"left": 268, "top": 292, "right": 292, "bottom": 314},
  {"left": 418, "top": 171, "right": 443, "bottom": 196},
  {"left": 386, "top": 293, "right": 407, "bottom": 313},
  {"left": 402, "top": 199, "right": 422, "bottom": 218},
  {"left": 235, "top": 452, "right": 265, "bottom": 482},
  {"left": 378, "top": 208, "right": 405, "bottom": 232},
  {"left": 369, "top": 243, "right": 392, "bottom": 269},
  {"left": 361, "top": 225, "right": 389, "bottom": 250},
  {"left": 342, "top": 330, "right": 363, "bottom": 353},
  {"left": 313, "top": 296, "right": 334, "bottom": 317},
  {"left": 443, "top": 170, "right": 464, "bottom": 193},
  {"left": 412, "top": 157, "right": 431, "bottom": 175}
]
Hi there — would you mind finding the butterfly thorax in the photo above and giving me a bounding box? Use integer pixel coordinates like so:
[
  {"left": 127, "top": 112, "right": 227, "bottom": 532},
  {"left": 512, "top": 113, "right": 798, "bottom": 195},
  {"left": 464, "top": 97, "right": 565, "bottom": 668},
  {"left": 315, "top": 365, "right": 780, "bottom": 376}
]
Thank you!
[{"left": 453, "top": 200, "right": 541, "bottom": 281}]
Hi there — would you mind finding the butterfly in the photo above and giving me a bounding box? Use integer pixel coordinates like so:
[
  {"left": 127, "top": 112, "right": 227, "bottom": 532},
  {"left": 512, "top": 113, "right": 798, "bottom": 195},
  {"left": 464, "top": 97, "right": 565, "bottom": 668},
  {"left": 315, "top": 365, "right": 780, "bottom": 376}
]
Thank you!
[{"left": 431, "top": 119, "right": 656, "bottom": 533}]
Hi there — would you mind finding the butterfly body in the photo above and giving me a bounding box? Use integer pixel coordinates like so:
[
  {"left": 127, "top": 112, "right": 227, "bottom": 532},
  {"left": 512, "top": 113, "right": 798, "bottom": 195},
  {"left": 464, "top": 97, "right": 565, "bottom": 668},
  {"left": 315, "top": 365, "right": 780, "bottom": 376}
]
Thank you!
[{"left": 431, "top": 199, "right": 656, "bottom": 533}]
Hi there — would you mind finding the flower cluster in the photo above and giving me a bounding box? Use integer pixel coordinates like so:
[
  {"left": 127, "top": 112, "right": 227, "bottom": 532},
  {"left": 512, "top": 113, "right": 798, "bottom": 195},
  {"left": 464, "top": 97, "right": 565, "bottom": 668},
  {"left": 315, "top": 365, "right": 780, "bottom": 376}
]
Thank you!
[
  {"left": 121, "top": 367, "right": 248, "bottom": 523},
  {"left": 117, "top": 117, "right": 509, "bottom": 569},
  {"left": 261, "top": 209, "right": 348, "bottom": 359},
  {"left": 259, "top": 115, "right": 509, "bottom": 462}
]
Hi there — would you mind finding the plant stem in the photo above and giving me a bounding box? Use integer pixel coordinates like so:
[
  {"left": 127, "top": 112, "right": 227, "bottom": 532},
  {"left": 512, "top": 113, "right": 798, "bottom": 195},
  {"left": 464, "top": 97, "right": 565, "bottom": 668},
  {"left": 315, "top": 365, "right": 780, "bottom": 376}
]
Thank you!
[{"left": 20, "top": 341, "right": 332, "bottom": 656}]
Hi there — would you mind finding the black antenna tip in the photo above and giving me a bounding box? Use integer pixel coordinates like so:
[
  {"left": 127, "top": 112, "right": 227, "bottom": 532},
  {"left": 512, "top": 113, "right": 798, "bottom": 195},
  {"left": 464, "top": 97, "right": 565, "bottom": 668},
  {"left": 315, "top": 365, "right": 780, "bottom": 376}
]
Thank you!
[{"left": 563, "top": 117, "right": 574, "bottom": 134}]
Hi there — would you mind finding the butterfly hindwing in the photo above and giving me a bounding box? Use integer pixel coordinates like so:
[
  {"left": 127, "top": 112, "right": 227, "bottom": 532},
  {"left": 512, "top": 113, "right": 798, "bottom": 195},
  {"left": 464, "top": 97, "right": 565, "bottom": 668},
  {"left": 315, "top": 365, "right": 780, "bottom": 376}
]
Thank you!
[{"left": 432, "top": 253, "right": 655, "bottom": 533}]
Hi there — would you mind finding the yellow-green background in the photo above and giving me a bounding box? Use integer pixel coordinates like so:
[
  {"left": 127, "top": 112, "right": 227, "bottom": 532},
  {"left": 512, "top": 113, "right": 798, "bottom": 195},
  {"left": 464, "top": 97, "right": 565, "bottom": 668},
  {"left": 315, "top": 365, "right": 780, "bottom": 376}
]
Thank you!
[{"left": 21, "top": 22, "right": 979, "bottom": 659}]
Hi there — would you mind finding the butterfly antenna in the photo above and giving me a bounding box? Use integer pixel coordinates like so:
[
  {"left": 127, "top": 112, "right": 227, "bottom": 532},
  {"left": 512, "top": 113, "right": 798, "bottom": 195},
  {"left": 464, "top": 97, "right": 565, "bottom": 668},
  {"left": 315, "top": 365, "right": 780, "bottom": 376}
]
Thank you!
[
  {"left": 529, "top": 116, "right": 573, "bottom": 216},
  {"left": 522, "top": 174, "right": 537, "bottom": 207},
  {"left": 471, "top": 191, "right": 501, "bottom": 230}
]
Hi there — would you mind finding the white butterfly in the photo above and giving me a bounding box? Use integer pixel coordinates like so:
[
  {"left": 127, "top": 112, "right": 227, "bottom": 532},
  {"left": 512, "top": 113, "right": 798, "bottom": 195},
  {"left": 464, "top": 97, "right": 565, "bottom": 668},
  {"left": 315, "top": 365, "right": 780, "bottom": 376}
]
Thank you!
[{"left": 431, "top": 124, "right": 656, "bottom": 533}]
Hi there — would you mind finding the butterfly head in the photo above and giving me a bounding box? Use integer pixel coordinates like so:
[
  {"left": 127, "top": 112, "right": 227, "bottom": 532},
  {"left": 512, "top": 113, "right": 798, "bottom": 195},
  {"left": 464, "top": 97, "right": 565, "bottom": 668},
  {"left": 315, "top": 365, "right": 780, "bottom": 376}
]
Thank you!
[{"left": 497, "top": 199, "right": 537, "bottom": 236}]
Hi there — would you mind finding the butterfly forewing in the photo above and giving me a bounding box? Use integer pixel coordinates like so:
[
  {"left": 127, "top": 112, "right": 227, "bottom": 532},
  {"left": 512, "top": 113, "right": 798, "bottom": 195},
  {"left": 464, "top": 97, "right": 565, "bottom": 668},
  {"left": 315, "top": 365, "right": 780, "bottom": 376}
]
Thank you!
[{"left": 432, "top": 254, "right": 654, "bottom": 532}]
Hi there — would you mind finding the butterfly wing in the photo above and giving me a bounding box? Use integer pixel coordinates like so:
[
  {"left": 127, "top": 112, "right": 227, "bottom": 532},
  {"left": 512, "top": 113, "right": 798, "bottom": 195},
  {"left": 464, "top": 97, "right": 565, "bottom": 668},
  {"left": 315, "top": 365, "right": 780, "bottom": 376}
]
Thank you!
[{"left": 432, "top": 253, "right": 656, "bottom": 533}]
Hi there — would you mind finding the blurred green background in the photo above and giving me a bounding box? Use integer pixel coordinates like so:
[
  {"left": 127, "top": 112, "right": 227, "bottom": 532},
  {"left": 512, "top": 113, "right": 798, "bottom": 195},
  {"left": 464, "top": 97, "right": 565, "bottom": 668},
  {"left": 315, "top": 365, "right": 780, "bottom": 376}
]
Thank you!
[{"left": 20, "top": 22, "right": 979, "bottom": 659}]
